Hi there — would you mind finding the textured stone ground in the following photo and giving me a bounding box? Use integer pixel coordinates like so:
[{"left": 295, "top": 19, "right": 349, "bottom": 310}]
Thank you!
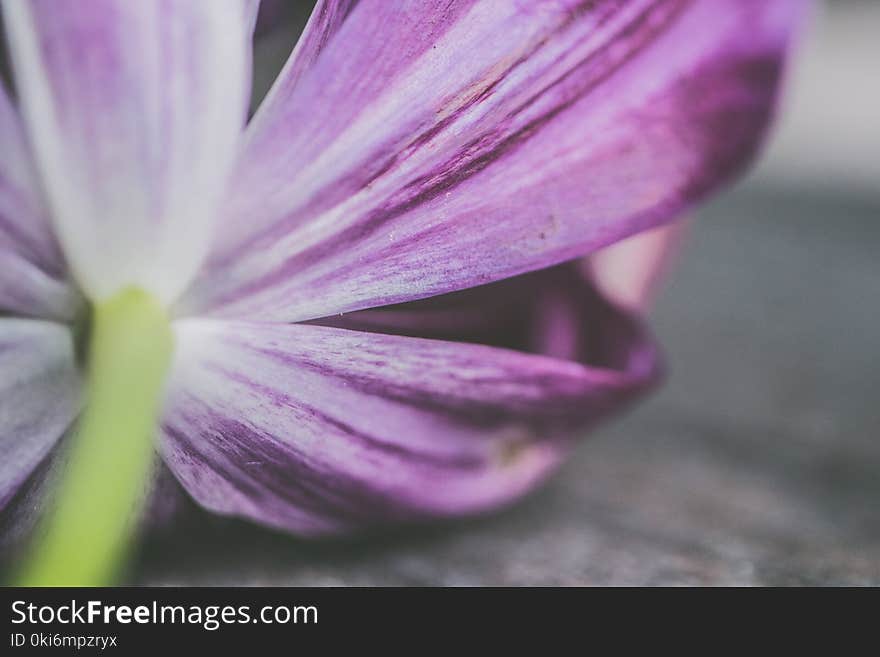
[{"left": 134, "top": 183, "right": 880, "bottom": 586}]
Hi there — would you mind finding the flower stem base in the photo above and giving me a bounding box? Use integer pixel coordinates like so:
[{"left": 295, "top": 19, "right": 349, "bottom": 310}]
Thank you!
[{"left": 17, "top": 288, "right": 173, "bottom": 586}]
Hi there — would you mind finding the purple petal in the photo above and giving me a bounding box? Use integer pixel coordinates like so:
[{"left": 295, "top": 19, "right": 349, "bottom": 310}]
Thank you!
[
  {"left": 2, "top": 0, "right": 251, "bottom": 304},
  {"left": 260, "top": 0, "right": 358, "bottom": 94},
  {"left": 0, "top": 250, "right": 82, "bottom": 321},
  {"left": 0, "top": 442, "right": 62, "bottom": 558},
  {"left": 0, "top": 83, "right": 78, "bottom": 320},
  {"left": 162, "top": 267, "right": 659, "bottom": 534},
  {"left": 0, "top": 319, "right": 79, "bottom": 513},
  {"left": 180, "top": 0, "right": 802, "bottom": 322}
]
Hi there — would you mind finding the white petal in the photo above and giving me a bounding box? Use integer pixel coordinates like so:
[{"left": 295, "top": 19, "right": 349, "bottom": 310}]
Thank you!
[
  {"left": 0, "top": 82, "right": 78, "bottom": 320},
  {"left": 3, "top": 0, "right": 251, "bottom": 304}
]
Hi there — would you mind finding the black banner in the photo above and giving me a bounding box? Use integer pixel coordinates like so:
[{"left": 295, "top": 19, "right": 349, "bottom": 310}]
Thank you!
[
  {"left": 2, "top": 586, "right": 869, "bottom": 650},
  {"left": 1, "top": 587, "right": 592, "bottom": 650}
]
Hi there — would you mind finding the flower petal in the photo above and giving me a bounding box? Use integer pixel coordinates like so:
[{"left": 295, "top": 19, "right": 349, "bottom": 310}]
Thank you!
[
  {"left": 0, "top": 250, "right": 82, "bottom": 321},
  {"left": 2, "top": 0, "right": 251, "bottom": 304},
  {"left": 162, "top": 269, "right": 659, "bottom": 534},
  {"left": 244, "top": 0, "right": 262, "bottom": 32},
  {"left": 0, "top": 319, "right": 79, "bottom": 512},
  {"left": 0, "top": 82, "right": 57, "bottom": 270},
  {"left": 0, "top": 442, "right": 63, "bottom": 557},
  {"left": 590, "top": 221, "right": 687, "bottom": 313},
  {"left": 260, "top": 0, "right": 358, "bottom": 96},
  {"left": 0, "top": 82, "right": 78, "bottom": 320},
  {"left": 180, "top": 0, "right": 802, "bottom": 322}
]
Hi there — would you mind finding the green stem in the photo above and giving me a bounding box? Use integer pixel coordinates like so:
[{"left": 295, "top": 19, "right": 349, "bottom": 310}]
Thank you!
[{"left": 17, "top": 288, "right": 173, "bottom": 586}]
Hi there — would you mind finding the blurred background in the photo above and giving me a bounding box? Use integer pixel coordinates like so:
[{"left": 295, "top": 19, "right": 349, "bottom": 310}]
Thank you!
[{"left": 136, "top": 0, "right": 878, "bottom": 585}]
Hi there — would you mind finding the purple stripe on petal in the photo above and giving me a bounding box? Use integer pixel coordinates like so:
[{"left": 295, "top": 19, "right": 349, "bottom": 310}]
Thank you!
[
  {"left": 180, "top": 0, "right": 803, "bottom": 322},
  {"left": 162, "top": 268, "right": 659, "bottom": 535},
  {"left": 3, "top": 0, "right": 251, "bottom": 304},
  {"left": 0, "top": 319, "right": 79, "bottom": 513}
]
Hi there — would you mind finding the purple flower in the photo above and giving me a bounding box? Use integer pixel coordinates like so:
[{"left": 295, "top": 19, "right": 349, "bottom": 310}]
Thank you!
[{"left": 0, "top": 0, "right": 802, "bottom": 539}]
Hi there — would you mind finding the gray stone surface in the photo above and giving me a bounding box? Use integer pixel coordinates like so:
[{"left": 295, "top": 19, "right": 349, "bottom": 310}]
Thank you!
[{"left": 134, "top": 182, "right": 880, "bottom": 586}]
